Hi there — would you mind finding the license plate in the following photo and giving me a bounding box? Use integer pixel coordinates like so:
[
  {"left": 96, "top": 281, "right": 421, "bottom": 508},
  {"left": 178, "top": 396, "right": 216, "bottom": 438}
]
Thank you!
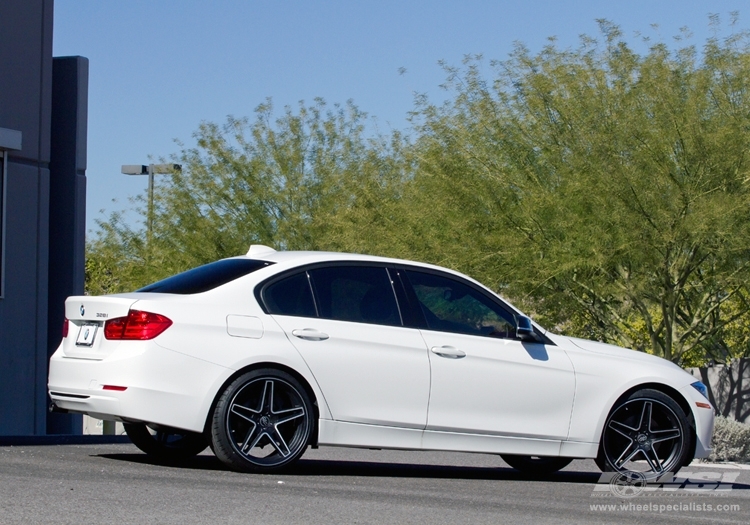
[{"left": 76, "top": 323, "right": 98, "bottom": 346}]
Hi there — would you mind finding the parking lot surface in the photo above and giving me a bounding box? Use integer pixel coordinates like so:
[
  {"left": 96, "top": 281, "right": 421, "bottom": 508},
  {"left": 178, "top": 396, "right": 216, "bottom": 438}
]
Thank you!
[{"left": 0, "top": 443, "right": 748, "bottom": 524}]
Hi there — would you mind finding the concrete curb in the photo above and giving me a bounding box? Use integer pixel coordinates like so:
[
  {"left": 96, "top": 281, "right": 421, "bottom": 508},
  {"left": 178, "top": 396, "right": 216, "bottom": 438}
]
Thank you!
[
  {"left": 0, "top": 435, "right": 131, "bottom": 446},
  {"left": 689, "top": 459, "right": 750, "bottom": 470}
]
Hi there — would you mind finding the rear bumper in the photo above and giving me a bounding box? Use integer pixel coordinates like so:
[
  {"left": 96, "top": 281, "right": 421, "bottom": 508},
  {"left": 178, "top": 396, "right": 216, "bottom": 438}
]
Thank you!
[{"left": 48, "top": 342, "right": 230, "bottom": 433}]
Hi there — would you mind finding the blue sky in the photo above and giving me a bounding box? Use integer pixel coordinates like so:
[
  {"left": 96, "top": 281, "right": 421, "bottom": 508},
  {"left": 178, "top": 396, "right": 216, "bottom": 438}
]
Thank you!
[{"left": 53, "top": 0, "right": 745, "bottom": 234}]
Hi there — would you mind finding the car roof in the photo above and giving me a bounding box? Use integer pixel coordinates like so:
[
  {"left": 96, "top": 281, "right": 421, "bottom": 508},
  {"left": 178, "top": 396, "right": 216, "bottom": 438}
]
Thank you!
[
  {"left": 236, "top": 247, "right": 514, "bottom": 305},
  {"left": 238, "top": 248, "right": 459, "bottom": 276}
]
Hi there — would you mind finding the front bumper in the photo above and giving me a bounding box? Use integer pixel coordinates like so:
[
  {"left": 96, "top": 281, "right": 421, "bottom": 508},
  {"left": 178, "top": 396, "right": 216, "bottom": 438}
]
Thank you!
[{"left": 679, "top": 383, "right": 715, "bottom": 459}]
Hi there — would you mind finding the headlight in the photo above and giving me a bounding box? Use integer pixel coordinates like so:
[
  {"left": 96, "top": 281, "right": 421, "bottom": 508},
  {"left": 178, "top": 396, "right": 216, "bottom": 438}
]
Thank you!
[{"left": 691, "top": 381, "right": 709, "bottom": 400}]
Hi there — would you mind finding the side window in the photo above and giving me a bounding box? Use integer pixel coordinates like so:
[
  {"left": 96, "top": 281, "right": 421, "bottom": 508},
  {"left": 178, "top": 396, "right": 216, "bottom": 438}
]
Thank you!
[
  {"left": 263, "top": 271, "right": 317, "bottom": 317},
  {"left": 309, "top": 266, "right": 402, "bottom": 326},
  {"left": 405, "top": 270, "right": 515, "bottom": 338}
]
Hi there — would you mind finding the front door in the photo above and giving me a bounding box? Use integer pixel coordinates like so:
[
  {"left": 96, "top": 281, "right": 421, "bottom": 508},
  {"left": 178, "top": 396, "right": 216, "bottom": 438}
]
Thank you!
[{"left": 404, "top": 269, "right": 576, "bottom": 440}]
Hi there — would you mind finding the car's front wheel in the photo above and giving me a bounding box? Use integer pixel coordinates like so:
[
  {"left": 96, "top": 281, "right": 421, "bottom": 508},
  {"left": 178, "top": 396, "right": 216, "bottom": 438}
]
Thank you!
[
  {"left": 211, "top": 369, "right": 314, "bottom": 473},
  {"left": 501, "top": 454, "right": 573, "bottom": 475},
  {"left": 597, "top": 389, "right": 692, "bottom": 480},
  {"left": 123, "top": 422, "right": 208, "bottom": 460}
]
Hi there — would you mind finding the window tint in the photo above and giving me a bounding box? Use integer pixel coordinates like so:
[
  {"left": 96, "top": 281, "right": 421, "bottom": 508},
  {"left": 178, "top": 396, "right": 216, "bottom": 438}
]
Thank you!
[
  {"left": 137, "top": 259, "right": 272, "bottom": 294},
  {"left": 263, "top": 271, "right": 317, "bottom": 317},
  {"left": 405, "top": 270, "right": 515, "bottom": 338},
  {"left": 309, "top": 266, "right": 401, "bottom": 326}
]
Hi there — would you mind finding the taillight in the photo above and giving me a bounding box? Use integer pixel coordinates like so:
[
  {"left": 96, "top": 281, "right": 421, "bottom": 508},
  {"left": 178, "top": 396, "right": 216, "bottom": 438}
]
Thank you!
[
  {"left": 62, "top": 318, "right": 69, "bottom": 338},
  {"left": 102, "top": 385, "right": 128, "bottom": 391},
  {"left": 104, "top": 310, "right": 172, "bottom": 340}
]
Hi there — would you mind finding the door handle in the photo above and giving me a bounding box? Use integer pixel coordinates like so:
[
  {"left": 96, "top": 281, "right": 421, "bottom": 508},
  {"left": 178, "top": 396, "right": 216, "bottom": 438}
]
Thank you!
[
  {"left": 292, "top": 328, "right": 329, "bottom": 341},
  {"left": 430, "top": 345, "right": 466, "bottom": 359}
]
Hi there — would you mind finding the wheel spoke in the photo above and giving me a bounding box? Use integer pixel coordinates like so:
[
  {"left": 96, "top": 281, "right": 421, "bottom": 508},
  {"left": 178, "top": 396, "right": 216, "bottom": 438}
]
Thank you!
[
  {"left": 638, "top": 401, "right": 652, "bottom": 432},
  {"left": 231, "top": 403, "right": 260, "bottom": 423},
  {"left": 244, "top": 427, "right": 267, "bottom": 454},
  {"left": 608, "top": 420, "right": 636, "bottom": 439},
  {"left": 260, "top": 380, "right": 274, "bottom": 413},
  {"left": 266, "top": 426, "right": 292, "bottom": 457},
  {"left": 239, "top": 422, "right": 259, "bottom": 454},
  {"left": 614, "top": 443, "right": 640, "bottom": 468},
  {"left": 274, "top": 406, "right": 306, "bottom": 425},
  {"left": 651, "top": 428, "right": 681, "bottom": 444},
  {"left": 643, "top": 445, "right": 664, "bottom": 473}
]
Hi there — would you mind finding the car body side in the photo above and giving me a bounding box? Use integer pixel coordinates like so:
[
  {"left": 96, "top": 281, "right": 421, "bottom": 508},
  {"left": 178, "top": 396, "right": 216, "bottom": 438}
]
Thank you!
[{"left": 48, "top": 251, "right": 713, "bottom": 460}]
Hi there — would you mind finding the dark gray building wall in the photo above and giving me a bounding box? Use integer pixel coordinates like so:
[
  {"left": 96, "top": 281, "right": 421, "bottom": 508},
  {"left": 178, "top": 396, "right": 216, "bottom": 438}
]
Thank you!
[
  {"left": 0, "top": 0, "right": 54, "bottom": 436},
  {"left": 47, "top": 56, "right": 88, "bottom": 434},
  {"left": 0, "top": 0, "right": 87, "bottom": 436}
]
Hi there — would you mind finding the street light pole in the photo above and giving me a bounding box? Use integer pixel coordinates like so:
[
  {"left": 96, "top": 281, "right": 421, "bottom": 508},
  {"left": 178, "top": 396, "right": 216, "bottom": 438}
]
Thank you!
[
  {"left": 147, "top": 164, "right": 155, "bottom": 234},
  {"left": 121, "top": 164, "right": 181, "bottom": 238}
]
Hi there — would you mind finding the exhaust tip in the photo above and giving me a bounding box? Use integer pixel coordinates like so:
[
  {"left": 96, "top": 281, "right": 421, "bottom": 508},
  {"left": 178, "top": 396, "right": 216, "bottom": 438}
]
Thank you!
[{"left": 49, "top": 402, "right": 69, "bottom": 414}]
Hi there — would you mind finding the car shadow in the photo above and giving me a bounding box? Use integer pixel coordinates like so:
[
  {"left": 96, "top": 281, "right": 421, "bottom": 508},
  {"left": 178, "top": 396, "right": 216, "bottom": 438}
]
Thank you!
[
  {"left": 96, "top": 451, "right": 597, "bottom": 482},
  {"left": 290, "top": 458, "right": 600, "bottom": 483},
  {"left": 92, "top": 453, "right": 750, "bottom": 489}
]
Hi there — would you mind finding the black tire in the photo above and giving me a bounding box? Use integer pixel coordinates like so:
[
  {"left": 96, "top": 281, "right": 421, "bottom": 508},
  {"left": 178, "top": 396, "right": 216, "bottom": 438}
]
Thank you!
[
  {"left": 123, "top": 422, "right": 208, "bottom": 460},
  {"left": 597, "top": 389, "right": 691, "bottom": 480},
  {"left": 211, "top": 368, "right": 314, "bottom": 473},
  {"left": 501, "top": 454, "right": 573, "bottom": 475}
]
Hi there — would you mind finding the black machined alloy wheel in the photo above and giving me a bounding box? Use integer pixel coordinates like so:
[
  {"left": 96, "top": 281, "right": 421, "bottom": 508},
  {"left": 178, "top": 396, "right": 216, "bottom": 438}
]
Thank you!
[
  {"left": 500, "top": 454, "right": 574, "bottom": 475},
  {"left": 123, "top": 422, "right": 208, "bottom": 460},
  {"left": 211, "top": 369, "right": 314, "bottom": 473},
  {"left": 598, "top": 389, "right": 691, "bottom": 480}
]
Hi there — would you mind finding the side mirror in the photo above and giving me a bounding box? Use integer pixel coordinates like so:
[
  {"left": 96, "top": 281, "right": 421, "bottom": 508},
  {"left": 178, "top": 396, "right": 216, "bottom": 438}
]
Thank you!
[{"left": 515, "top": 315, "right": 540, "bottom": 343}]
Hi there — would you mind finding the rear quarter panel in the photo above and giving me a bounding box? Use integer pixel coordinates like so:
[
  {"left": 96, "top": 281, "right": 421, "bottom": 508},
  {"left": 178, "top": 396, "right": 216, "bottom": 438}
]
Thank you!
[{"left": 135, "top": 286, "right": 332, "bottom": 424}]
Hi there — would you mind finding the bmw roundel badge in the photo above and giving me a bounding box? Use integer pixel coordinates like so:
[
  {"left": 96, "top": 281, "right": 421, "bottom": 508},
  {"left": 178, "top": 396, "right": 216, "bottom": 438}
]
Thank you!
[{"left": 80, "top": 304, "right": 85, "bottom": 317}]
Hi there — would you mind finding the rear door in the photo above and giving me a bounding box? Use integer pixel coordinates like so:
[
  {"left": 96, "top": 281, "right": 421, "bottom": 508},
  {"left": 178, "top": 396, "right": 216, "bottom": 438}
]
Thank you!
[{"left": 263, "top": 264, "right": 431, "bottom": 429}]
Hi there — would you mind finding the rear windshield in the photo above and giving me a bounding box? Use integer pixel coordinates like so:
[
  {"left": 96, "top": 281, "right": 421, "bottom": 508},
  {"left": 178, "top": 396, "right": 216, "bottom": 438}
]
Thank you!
[{"left": 137, "top": 259, "right": 273, "bottom": 294}]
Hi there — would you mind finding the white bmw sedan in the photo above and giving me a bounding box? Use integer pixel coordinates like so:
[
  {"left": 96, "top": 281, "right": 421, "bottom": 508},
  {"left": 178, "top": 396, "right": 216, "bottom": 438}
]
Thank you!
[{"left": 49, "top": 246, "right": 714, "bottom": 478}]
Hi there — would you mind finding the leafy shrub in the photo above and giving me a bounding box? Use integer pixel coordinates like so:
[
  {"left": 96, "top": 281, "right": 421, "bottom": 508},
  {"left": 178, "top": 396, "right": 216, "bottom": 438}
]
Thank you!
[{"left": 708, "top": 416, "right": 750, "bottom": 462}]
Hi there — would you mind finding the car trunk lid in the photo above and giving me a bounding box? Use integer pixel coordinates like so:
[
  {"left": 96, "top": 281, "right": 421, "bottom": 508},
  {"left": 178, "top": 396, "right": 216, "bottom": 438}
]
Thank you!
[{"left": 61, "top": 295, "right": 140, "bottom": 360}]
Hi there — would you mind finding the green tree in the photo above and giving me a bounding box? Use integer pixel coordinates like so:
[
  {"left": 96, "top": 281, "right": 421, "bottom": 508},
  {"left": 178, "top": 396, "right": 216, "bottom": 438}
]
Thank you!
[
  {"left": 407, "top": 21, "right": 750, "bottom": 364},
  {"left": 87, "top": 20, "right": 750, "bottom": 367},
  {"left": 86, "top": 98, "right": 409, "bottom": 293}
]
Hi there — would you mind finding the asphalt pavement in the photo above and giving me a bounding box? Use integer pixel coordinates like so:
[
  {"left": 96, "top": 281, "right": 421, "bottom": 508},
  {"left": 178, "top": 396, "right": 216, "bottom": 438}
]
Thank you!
[{"left": 0, "top": 443, "right": 748, "bottom": 524}]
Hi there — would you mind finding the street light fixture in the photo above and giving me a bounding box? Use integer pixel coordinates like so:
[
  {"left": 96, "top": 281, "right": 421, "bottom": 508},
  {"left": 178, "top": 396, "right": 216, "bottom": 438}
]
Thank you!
[{"left": 121, "top": 163, "right": 181, "bottom": 236}]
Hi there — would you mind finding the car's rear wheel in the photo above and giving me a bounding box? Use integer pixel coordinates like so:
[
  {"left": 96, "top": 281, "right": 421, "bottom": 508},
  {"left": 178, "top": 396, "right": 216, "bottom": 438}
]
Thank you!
[
  {"left": 597, "top": 389, "right": 691, "bottom": 480},
  {"left": 123, "top": 422, "right": 208, "bottom": 460},
  {"left": 211, "top": 369, "right": 314, "bottom": 473},
  {"left": 501, "top": 454, "right": 573, "bottom": 475}
]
